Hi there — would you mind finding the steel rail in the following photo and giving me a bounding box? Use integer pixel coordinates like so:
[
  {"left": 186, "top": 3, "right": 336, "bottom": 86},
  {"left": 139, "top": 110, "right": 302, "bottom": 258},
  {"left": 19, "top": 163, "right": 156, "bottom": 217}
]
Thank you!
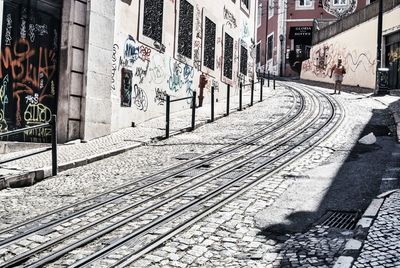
[
  {"left": 2, "top": 91, "right": 310, "bottom": 268},
  {"left": 0, "top": 89, "right": 302, "bottom": 247},
  {"left": 30, "top": 87, "right": 325, "bottom": 268},
  {"left": 0, "top": 89, "right": 299, "bottom": 242},
  {"left": 113, "top": 83, "right": 344, "bottom": 268},
  {"left": 70, "top": 85, "right": 335, "bottom": 268}
]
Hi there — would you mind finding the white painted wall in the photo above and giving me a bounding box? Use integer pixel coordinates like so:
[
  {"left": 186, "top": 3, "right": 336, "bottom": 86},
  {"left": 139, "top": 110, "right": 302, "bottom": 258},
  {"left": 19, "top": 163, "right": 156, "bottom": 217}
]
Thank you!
[
  {"left": 301, "top": 5, "right": 400, "bottom": 89},
  {"left": 110, "top": 0, "right": 257, "bottom": 132}
]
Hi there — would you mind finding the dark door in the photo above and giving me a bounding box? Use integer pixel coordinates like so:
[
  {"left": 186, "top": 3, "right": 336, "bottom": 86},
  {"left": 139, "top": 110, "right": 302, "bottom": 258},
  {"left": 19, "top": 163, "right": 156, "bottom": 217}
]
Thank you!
[
  {"left": 386, "top": 31, "right": 400, "bottom": 90},
  {"left": 0, "top": 0, "right": 62, "bottom": 142}
]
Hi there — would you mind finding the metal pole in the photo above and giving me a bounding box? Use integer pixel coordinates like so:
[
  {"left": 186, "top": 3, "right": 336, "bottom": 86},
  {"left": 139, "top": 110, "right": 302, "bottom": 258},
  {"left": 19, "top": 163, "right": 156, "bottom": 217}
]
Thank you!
[
  {"left": 268, "top": 71, "right": 270, "bottom": 87},
  {"left": 260, "top": 79, "right": 263, "bottom": 102},
  {"left": 239, "top": 82, "right": 243, "bottom": 111},
  {"left": 191, "top": 91, "right": 196, "bottom": 131},
  {"left": 374, "top": 0, "right": 383, "bottom": 95},
  {"left": 226, "top": 84, "right": 230, "bottom": 116},
  {"left": 273, "top": 74, "right": 276, "bottom": 89},
  {"left": 250, "top": 80, "right": 254, "bottom": 106},
  {"left": 211, "top": 86, "right": 215, "bottom": 122},
  {"left": 166, "top": 95, "right": 170, "bottom": 138},
  {"left": 51, "top": 115, "right": 57, "bottom": 176}
]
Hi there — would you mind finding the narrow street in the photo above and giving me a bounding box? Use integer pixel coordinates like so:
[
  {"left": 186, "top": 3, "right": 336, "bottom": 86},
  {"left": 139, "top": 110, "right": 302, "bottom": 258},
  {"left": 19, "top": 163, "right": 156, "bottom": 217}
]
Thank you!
[{"left": 0, "top": 82, "right": 398, "bottom": 267}]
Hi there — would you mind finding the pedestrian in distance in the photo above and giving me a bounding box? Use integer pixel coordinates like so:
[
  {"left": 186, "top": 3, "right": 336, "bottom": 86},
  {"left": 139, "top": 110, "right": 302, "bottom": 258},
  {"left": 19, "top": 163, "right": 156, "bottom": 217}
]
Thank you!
[{"left": 329, "top": 58, "right": 346, "bottom": 94}]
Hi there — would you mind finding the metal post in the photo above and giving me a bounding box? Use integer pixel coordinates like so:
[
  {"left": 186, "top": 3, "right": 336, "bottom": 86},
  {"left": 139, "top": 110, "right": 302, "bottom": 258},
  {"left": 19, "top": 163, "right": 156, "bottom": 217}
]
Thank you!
[
  {"left": 166, "top": 95, "right": 170, "bottom": 138},
  {"left": 250, "top": 80, "right": 254, "bottom": 106},
  {"left": 51, "top": 115, "right": 57, "bottom": 176},
  {"left": 260, "top": 79, "right": 263, "bottom": 102},
  {"left": 226, "top": 84, "right": 230, "bottom": 116},
  {"left": 374, "top": 0, "right": 383, "bottom": 95},
  {"left": 211, "top": 86, "right": 215, "bottom": 122},
  {"left": 239, "top": 82, "right": 243, "bottom": 111},
  {"left": 273, "top": 74, "right": 276, "bottom": 90},
  {"left": 191, "top": 92, "right": 196, "bottom": 131},
  {"left": 267, "top": 71, "right": 270, "bottom": 87}
]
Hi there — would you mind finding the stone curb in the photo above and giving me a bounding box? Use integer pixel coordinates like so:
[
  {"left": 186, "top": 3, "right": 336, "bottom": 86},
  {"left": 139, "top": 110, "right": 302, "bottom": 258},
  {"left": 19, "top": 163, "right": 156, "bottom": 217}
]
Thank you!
[
  {"left": 333, "top": 188, "right": 399, "bottom": 268},
  {"left": 0, "top": 101, "right": 256, "bottom": 191}
]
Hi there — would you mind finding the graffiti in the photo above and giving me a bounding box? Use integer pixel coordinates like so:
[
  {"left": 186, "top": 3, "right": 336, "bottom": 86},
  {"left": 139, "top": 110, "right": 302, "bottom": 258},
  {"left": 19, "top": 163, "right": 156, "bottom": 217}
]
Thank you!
[
  {"left": 135, "top": 61, "right": 150, "bottom": 84},
  {"left": 216, "top": 56, "right": 223, "bottom": 70},
  {"left": 24, "top": 103, "right": 51, "bottom": 123},
  {"left": 224, "top": 7, "right": 237, "bottom": 28},
  {"left": 241, "top": 21, "right": 250, "bottom": 40},
  {"left": 25, "top": 93, "right": 39, "bottom": 104},
  {"left": 1, "top": 38, "right": 57, "bottom": 127},
  {"left": 111, "top": 44, "right": 119, "bottom": 90},
  {"left": 302, "top": 42, "right": 376, "bottom": 78},
  {"left": 154, "top": 88, "right": 167, "bottom": 105},
  {"left": 140, "top": 45, "right": 151, "bottom": 62},
  {"left": 388, "top": 48, "right": 400, "bottom": 63},
  {"left": 205, "top": 78, "right": 219, "bottom": 92},
  {"left": 121, "top": 68, "right": 132, "bottom": 107},
  {"left": 195, "top": 5, "right": 202, "bottom": 38},
  {"left": 28, "top": 24, "right": 48, "bottom": 43},
  {"left": 168, "top": 59, "right": 194, "bottom": 100},
  {"left": 119, "top": 35, "right": 140, "bottom": 70},
  {"left": 5, "top": 14, "right": 12, "bottom": 46},
  {"left": 148, "top": 53, "right": 167, "bottom": 84},
  {"left": 20, "top": 8, "right": 27, "bottom": 39},
  {"left": 133, "top": 84, "right": 148, "bottom": 112},
  {"left": 0, "top": 75, "right": 9, "bottom": 132}
]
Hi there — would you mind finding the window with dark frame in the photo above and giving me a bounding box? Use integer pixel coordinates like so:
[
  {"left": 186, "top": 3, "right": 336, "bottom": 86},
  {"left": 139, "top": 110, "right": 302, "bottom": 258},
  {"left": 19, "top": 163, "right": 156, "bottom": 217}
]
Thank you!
[
  {"left": 241, "top": 0, "right": 250, "bottom": 10},
  {"left": 240, "top": 45, "right": 248, "bottom": 75},
  {"left": 223, "top": 33, "right": 234, "bottom": 79},
  {"left": 203, "top": 17, "right": 216, "bottom": 70},
  {"left": 267, "top": 35, "right": 273, "bottom": 60},
  {"left": 177, "top": 0, "right": 194, "bottom": 59},
  {"left": 143, "top": 0, "right": 164, "bottom": 44}
]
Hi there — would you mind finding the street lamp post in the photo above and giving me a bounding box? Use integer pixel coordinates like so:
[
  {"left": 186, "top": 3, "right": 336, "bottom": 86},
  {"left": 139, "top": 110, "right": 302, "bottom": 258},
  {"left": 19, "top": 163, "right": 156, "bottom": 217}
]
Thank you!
[
  {"left": 374, "top": 0, "right": 383, "bottom": 95},
  {"left": 279, "top": 34, "right": 284, "bottom": 77}
]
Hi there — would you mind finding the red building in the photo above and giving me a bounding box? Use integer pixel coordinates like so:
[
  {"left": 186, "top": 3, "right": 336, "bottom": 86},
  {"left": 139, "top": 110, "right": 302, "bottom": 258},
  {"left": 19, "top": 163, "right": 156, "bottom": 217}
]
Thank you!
[{"left": 256, "top": 0, "right": 373, "bottom": 78}]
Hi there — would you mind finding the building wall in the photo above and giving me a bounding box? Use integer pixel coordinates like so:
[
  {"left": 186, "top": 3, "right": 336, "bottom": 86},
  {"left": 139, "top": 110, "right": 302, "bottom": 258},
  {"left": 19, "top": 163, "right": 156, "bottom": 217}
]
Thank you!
[
  {"left": 108, "top": 0, "right": 256, "bottom": 133},
  {"left": 300, "top": 5, "right": 400, "bottom": 89}
]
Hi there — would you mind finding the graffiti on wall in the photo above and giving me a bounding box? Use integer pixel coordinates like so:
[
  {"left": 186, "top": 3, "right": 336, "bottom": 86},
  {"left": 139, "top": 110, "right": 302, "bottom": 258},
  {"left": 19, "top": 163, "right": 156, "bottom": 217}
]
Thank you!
[
  {"left": 133, "top": 84, "right": 148, "bottom": 112},
  {"left": 223, "top": 7, "right": 237, "bottom": 29},
  {"left": 0, "top": 3, "right": 60, "bottom": 141},
  {"left": 111, "top": 44, "right": 119, "bottom": 91},
  {"left": 302, "top": 43, "right": 376, "bottom": 78},
  {"left": 168, "top": 58, "right": 194, "bottom": 100},
  {"left": 154, "top": 88, "right": 167, "bottom": 105}
]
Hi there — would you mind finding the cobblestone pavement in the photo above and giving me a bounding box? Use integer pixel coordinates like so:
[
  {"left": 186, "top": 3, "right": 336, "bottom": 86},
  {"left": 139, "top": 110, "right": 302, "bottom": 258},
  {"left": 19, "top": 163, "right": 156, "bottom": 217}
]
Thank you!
[
  {"left": 353, "top": 191, "right": 400, "bottom": 268},
  {"left": 0, "top": 82, "right": 399, "bottom": 267}
]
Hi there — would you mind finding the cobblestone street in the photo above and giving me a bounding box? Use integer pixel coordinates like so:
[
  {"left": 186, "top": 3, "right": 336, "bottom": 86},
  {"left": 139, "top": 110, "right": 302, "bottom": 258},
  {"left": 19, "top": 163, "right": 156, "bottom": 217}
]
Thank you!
[{"left": 0, "top": 82, "right": 399, "bottom": 267}]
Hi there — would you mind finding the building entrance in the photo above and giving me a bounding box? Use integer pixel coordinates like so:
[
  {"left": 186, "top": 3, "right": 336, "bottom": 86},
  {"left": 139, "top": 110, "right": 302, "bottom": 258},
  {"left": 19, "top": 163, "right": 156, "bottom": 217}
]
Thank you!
[
  {"left": 0, "top": 0, "right": 62, "bottom": 141},
  {"left": 386, "top": 31, "right": 400, "bottom": 90}
]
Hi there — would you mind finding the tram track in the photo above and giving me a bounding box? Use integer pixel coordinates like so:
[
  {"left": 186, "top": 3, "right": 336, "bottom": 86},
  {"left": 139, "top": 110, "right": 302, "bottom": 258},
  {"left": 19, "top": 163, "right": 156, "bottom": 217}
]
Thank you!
[
  {"left": 0, "top": 82, "right": 345, "bottom": 268},
  {"left": 0, "top": 87, "right": 304, "bottom": 267}
]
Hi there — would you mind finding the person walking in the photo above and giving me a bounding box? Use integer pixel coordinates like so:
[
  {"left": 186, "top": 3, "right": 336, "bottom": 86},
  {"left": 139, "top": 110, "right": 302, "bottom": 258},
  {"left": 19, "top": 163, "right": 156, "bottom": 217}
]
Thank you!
[{"left": 329, "top": 59, "right": 346, "bottom": 94}]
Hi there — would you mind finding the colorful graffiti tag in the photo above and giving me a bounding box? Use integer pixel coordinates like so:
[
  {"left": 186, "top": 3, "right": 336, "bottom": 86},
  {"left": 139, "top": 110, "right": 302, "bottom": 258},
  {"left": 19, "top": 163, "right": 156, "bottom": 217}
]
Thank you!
[{"left": 0, "top": 2, "right": 60, "bottom": 141}]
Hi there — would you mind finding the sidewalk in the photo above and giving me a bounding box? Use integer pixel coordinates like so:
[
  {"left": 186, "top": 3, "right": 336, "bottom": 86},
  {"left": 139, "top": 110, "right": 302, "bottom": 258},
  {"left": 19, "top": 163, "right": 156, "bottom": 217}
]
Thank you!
[{"left": 0, "top": 84, "right": 267, "bottom": 190}]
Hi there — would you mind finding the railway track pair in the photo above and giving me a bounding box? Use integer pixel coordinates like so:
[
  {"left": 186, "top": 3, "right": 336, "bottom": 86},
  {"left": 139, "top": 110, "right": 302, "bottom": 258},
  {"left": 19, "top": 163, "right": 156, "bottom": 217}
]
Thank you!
[{"left": 0, "top": 82, "right": 344, "bottom": 267}]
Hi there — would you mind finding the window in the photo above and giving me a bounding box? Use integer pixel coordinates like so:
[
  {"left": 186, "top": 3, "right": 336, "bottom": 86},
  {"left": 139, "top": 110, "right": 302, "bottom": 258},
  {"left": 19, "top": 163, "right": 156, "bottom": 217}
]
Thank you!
[
  {"left": 177, "top": 0, "right": 194, "bottom": 59},
  {"left": 203, "top": 17, "right": 216, "bottom": 70},
  {"left": 241, "top": 0, "right": 250, "bottom": 14},
  {"left": 256, "top": 42, "right": 261, "bottom": 64},
  {"left": 257, "top": 0, "right": 262, "bottom": 27},
  {"left": 333, "top": 0, "right": 348, "bottom": 5},
  {"left": 296, "top": 0, "right": 314, "bottom": 9},
  {"left": 223, "top": 33, "right": 234, "bottom": 80},
  {"left": 268, "top": 0, "right": 274, "bottom": 18},
  {"left": 142, "top": 0, "right": 164, "bottom": 44},
  {"left": 267, "top": 34, "right": 273, "bottom": 60},
  {"left": 240, "top": 44, "right": 248, "bottom": 75}
]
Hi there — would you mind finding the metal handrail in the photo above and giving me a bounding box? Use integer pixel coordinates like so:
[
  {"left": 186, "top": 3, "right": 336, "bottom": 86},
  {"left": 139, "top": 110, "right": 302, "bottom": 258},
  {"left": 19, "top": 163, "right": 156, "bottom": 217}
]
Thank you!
[
  {"left": 165, "top": 93, "right": 197, "bottom": 138},
  {"left": 0, "top": 115, "right": 58, "bottom": 176}
]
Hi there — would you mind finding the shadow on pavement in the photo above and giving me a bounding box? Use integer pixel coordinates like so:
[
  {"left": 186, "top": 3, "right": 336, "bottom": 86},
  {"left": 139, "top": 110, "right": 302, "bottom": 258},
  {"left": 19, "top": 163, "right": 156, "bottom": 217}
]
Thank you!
[{"left": 257, "top": 102, "right": 398, "bottom": 266}]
